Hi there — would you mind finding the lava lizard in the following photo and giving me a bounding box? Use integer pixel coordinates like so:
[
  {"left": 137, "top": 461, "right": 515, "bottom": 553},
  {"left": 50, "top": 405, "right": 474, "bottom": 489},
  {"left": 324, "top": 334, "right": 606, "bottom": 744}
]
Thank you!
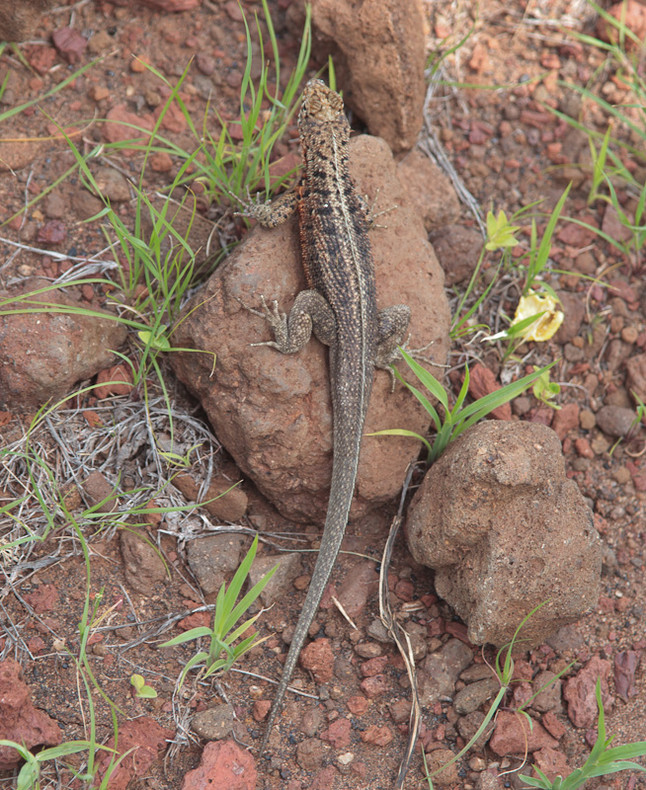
[{"left": 243, "top": 78, "right": 411, "bottom": 754}]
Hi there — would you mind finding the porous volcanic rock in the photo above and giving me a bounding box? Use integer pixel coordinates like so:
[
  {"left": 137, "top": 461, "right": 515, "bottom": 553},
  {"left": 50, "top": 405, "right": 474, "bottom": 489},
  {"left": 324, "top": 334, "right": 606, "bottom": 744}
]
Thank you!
[
  {"left": 0, "top": 0, "right": 54, "bottom": 42},
  {"left": 405, "top": 420, "right": 601, "bottom": 647},
  {"left": 0, "top": 659, "right": 61, "bottom": 770},
  {"left": 0, "top": 282, "right": 127, "bottom": 411},
  {"left": 293, "top": 0, "right": 426, "bottom": 151},
  {"left": 171, "top": 134, "right": 450, "bottom": 524}
]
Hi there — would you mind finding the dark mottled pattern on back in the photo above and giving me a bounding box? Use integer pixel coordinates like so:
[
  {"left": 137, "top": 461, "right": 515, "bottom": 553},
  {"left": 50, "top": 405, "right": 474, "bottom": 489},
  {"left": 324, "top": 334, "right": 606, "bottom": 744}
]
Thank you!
[{"left": 253, "top": 79, "right": 410, "bottom": 755}]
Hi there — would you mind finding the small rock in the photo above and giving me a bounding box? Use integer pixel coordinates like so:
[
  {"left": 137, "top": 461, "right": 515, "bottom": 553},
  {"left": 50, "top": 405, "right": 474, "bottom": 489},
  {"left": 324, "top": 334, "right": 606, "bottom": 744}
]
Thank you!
[
  {"left": 296, "top": 738, "right": 328, "bottom": 772},
  {"left": 120, "top": 529, "right": 167, "bottom": 595},
  {"left": 360, "top": 725, "right": 393, "bottom": 746},
  {"left": 94, "top": 363, "right": 135, "bottom": 399},
  {"left": 81, "top": 470, "right": 118, "bottom": 511},
  {"left": 388, "top": 698, "right": 411, "bottom": 723},
  {"left": 563, "top": 656, "right": 613, "bottom": 728},
  {"left": 300, "top": 639, "right": 334, "bottom": 684},
  {"left": 542, "top": 710, "right": 566, "bottom": 740},
  {"left": 334, "top": 561, "right": 379, "bottom": 619},
  {"left": 532, "top": 746, "right": 572, "bottom": 782},
  {"left": 467, "top": 364, "right": 512, "bottom": 420},
  {"left": 489, "top": 710, "right": 558, "bottom": 755},
  {"left": 23, "top": 584, "right": 59, "bottom": 614},
  {"left": 347, "top": 695, "right": 371, "bottom": 715},
  {"left": 360, "top": 656, "right": 389, "bottom": 678},
  {"left": 181, "top": 740, "right": 256, "bottom": 790},
  {"left": 249, "top": 552, "right": 303, "bottom": 607},
  {"left": 186, "top": 534, "right": 244, "bottom": 596},
  {"left": 92, "top": 166, "right": 132, "bottom": 202},
  {"left": 173, "top": 473, "right": 247, "bottom": 522},
  {"left": 36, "top": 220, "right": 66, "bottom": 244},
  {"left": 42, "top": 192, "right": 66, "bottom": 219},
  {"left": 52, "top": 26, "right": 87, "bottom": 63},
  {"left": 418, "top": 639, "right": 473, "bottom": 705},
  {"left": 320, "top": 718, "right": 352, "bottom": 748},
  {"left": 551, "top": 402, "right": 579, "bottom": 440},
  {"left": 191, "top": 704, "right": 235, "bottom": 740},
  {"left": 457, "top": 710, "right": 494, "bottom": 749},
  {"left": 360, "top": 675, "right": 389, "bottom": 697},
  {"left": 102, "top": 104, "right": 154, "bottom": 152},
  {"left": 252, "top": 700, "right": 270, "bottom": 722},
  {"left": 422, "top": 748, "right": 459, "bottom": 786},
  {"left": 87, "top": 30, "right": 113, "bottom": 54},
  {"left": 614, "top": 650, "right": 640, "bottom": 701},
  {"left": 530, "top": 670, "right": 562, "bottom": 713},
  {"left": 601, "top": 1, "right": 646, "bottom": 46},
  {"left": 626, "top": 354, "right": 646, "bottom": 404},
  {"left": 554, "top": 291, "right": 585, "bottom": 344},
  {"left": 476, "top": 769, "right": 505, "bottom": 790},
  {"left": 595, "top": 405, "right": 637, "bottom": 438},
  {"left": 453, "top": 677, "right": 499, "bottom": 714}
]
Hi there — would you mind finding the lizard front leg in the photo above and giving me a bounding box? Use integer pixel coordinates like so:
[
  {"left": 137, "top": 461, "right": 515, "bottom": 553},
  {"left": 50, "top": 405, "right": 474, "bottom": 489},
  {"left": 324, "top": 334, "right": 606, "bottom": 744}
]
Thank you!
[{"left": 251, "top": 291, "right": 337, "bottom": 354}]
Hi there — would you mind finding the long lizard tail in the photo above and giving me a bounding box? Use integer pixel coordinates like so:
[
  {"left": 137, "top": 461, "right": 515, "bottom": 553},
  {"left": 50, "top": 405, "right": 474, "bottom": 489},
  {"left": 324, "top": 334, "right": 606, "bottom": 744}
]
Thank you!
[{"left": 259, "top": 358, "right": 370, "bottom": 755}]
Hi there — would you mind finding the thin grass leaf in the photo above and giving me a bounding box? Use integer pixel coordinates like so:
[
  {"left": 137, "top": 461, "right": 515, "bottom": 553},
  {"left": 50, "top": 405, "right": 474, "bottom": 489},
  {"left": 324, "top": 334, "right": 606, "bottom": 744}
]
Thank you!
[
  {"left": 369, "top": 429, "right": 433, "bottom": 458},
  {"left": 399, "top": 349, "right": 450, "bottom": 410}
]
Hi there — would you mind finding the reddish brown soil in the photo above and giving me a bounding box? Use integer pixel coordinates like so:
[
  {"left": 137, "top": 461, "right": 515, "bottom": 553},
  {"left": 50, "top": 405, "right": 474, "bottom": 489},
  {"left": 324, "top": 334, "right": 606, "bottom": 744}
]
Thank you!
[{"left": 0, "top": 2, "right": 645, "bottom": 789}]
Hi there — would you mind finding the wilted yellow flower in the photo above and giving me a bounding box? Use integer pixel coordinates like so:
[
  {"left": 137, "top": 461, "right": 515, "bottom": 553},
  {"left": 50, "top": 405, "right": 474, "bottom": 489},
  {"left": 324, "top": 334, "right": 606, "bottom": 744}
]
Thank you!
[{"left": 511, "top": 292, "right": 564, "bottom": 342}]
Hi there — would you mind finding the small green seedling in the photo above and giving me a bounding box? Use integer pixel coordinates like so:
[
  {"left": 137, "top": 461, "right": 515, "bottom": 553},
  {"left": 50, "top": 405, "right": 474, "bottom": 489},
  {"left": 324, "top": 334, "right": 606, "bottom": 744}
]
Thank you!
[
  {"left": 486, "top": 209, "right": 521, "bottom": 251},
  {"left": 161, "top": 535, "right": 277, "bottom": 687},
  {"left": 520, "top": 678, "right": 646, "bottom": 788},
  {"left": 130, "top": 674, "right": 158, "bottom": 699},
  {"left": 532, "top": 366, "right": 561, "bottom": 409}
]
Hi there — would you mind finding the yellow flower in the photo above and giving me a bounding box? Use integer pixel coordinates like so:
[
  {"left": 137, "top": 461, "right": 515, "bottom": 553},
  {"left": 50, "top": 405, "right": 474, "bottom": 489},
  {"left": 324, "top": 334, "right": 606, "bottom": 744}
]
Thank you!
[{"left": 511, "top": 292, "right": 564, "bottom": 342}]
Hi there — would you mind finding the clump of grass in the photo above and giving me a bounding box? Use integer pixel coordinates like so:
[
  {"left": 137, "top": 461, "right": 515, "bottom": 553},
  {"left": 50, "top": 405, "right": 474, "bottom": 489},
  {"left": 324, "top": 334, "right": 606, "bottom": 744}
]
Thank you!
[
  {"left": 372, "top": 349, "right": 555, "bottom": 463},
  {"left": 160, "top": 535, "right": 277, "bottom": 687},
  {"left": 548, "top": 0, "right": 646, "bottom": 266},
  {"left": 520, "top": 678, "right": 646, "bottom": 788}
]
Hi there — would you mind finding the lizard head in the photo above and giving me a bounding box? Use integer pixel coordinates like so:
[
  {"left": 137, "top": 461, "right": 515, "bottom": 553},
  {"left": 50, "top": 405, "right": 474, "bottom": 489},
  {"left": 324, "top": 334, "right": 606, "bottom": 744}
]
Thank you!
[{"left": 298, "top": 79, "right": 345, "bottom": 126}]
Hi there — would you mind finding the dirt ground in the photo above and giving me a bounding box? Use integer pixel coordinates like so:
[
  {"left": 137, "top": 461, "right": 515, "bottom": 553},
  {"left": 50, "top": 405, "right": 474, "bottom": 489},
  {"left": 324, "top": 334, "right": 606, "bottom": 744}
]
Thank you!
[{"left": 0, "top": 1, "right": 645, "bottom": 789}]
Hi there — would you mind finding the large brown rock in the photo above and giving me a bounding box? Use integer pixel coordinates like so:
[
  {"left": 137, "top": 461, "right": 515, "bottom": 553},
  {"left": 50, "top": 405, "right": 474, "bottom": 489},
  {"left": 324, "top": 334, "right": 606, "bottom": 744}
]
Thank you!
[
  {"left": 0, "top": 283, "right": 127, "bottom": 411},
  {"left": 0, "top": 0, "right": 54, "bottom": 42},
  {"left": 171, "top": 134, "right": 450, "bottom": 524},
  {"left": 406, "top": 421, "right": 601, "bottom": 647},
  {"left": 290, "top": 0, "right": 425, "bottom": 152}
]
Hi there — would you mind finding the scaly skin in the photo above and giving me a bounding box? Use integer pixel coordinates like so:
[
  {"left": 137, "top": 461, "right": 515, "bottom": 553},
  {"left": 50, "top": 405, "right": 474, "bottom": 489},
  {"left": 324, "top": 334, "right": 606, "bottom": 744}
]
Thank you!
[{"left": 245, "top": 79, "right": 410, "bottom": 755}]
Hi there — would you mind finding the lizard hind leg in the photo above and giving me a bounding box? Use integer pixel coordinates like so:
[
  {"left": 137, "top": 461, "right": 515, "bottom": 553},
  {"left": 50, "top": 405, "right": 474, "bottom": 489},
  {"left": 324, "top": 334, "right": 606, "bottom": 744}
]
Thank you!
[{"left": 251, "top": 291, "right": 335, "bottom": 355}]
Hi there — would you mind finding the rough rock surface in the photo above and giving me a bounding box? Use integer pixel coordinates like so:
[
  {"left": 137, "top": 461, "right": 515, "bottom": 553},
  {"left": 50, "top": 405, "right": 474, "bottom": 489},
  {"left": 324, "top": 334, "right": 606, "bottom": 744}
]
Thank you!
[
  {"left": 186, "top": 533, "right": 245, "bottom": 596},
  {"left": 171, "top": 134, "right": 450, "bottom": 524},
  {"left": 406, "top": 421, "right": 601, "bottom": 647},
  {"left": 182, "top": 739, "right": 257, "bottom": 790},
  {"left": 249, "top": 551, "right": 303, "bottom": 607},
  {"left": 0, "top": 282, "right": 127, "bottom": 411},
  {"left": 93, "top": 717, "right": 173, "bottom": 790},
  {"left": 0, "top": 0, "right": 55, "bottom": 42},
  {"left": 397, "top": 149, "right": 462, "bottom": 232},
  {"left": 302, "top": 0, "right": 426, "bottom": 152},
  {"left": 0, "top": 659, "right": 61, "bottom": 769},
  {"left": 120, "top": 529, "right": 167, "bottom": 595}
]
